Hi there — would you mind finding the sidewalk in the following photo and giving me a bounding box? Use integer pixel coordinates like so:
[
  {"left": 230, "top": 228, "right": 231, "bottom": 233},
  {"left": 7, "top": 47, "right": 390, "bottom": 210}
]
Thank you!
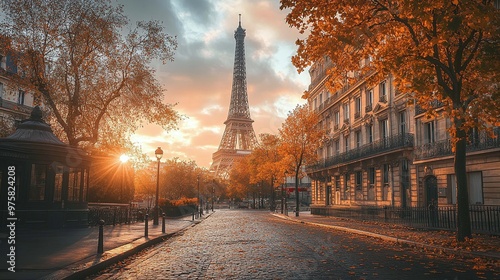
[
  {"left": 273, "top": 212, "right": 500, "bottom": 261},
  {"left": 0, "top": 214, "right": 210, "bottom": 280}
]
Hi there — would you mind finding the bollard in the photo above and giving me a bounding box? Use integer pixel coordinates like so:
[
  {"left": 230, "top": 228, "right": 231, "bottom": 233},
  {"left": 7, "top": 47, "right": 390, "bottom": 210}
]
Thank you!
[
  {"left": 145, "top": 214, "right": 149, "bottom": 237},
  {"left": 192, "top": 211, "right": 195, "bottom": 221},
  {"left": 162, "top": 213, "right": 166, "bottom": 233},
  {"left": 97, "top": 219, "right": 105, "bottom": 254}
]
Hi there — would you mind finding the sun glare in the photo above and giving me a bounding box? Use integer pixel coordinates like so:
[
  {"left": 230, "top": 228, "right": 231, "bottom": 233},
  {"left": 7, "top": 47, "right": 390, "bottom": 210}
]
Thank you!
[{"left": 119, "top": 154, "right": 129, "bottom": 163}]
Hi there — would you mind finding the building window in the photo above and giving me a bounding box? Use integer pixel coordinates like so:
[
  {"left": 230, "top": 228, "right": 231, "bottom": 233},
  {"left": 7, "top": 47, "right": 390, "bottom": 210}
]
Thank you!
[
  {"left": 335, "top": 176, "right": 341, "bottom": 191},
  {"left": 383, "top": 164, "right": 389, "bottom": 185},
  {"left": 334, "top": 110, "right": 340, "bottom": 129},
  {"left": 366, "top": 88, "right": 373, "bottom": 112},
  {"left": 448, "top": 172, "right": 483, "bottom": 205},
  {"left": 468, "top": 172, "right": 483, "bottom": 205},
  {"left": 380, "top": 118, "right": 389, "bottom": 139},
  {"left": 355, "top": 171, "right": 362, "bottom": 191},
  {"left": 343, "top": 102, "right": 350, "bottom": 123},
  {"left": 335, "top": 140, "right": 340, "bottom": 155},
  {"left": 68, "top": 168, "right": 81, "bottom": 202},
  {"left": 424, "top": 121, "right": 435, "bottom": 144},
  {"left": 0, "top": 54, "right": 5, "bottom": 70},
  {"left": 379, "top": 81, "right": 387, "bottom": 102},
  {"left": 53, "top": 166, "right": 64, "bottom": 201},
  {"left": 356, "top": 130, "right": 361, "bottom": 148},
  {"left": 344, "top": 173, "right": 350, "bottom": 200},
  {"left": 18, "top": 90, "right": 25, "bottom": 105},
  {"left": 368, "top": 167, "right": 375, "bottom": 186},
  {"left": 344, "top": 135, "right": 349, "bottom": 152},
  {"left": 327, "top": 142, "right": 332, "bottom": 157},
  {"left": 354, "top": 96, "right": 361, "bottom": 118},
  {"left": 368, "top": 167, "right": 375, "bottom": 200},
  {"left": 399, "top": 111, "right": 407, "bottom": 135},
  {"left": 367, "top": 124, "right": 373, "bottom": 143},
  {"left": 29, "top": 164, "right": 46, "bottom": 201},
  {"left": 468, "top": 127, "right": 480, "bottom": 145},
  {"left": 401, "top": 159, "right": 410, "bottom": 205}
]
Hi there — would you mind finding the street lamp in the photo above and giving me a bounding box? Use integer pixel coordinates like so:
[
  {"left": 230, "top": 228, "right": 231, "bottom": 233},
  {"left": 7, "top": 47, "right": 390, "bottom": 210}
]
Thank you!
[{"left": 154, "top": 147, "right": 163, "bottom": 226}]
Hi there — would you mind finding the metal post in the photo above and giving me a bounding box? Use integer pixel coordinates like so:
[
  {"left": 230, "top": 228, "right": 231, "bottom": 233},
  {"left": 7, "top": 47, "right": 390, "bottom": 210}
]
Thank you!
[
  {"left": 97, "top": 220, "right": 105, "bottom": 254},
  {"left": 162, "top": 213, "right": 166, "bottom": 233},
  {"left": 145, "top": 214, "right": 149, "bottom": 237},
  {"left": 154, "top": 159, "right": 160, "bottom": 225}
]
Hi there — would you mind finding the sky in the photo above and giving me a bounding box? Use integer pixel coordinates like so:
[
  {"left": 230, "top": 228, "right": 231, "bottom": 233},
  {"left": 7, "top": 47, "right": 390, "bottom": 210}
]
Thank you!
[{"left": 120, "top": 0, "right": 310, "bottom": 168}]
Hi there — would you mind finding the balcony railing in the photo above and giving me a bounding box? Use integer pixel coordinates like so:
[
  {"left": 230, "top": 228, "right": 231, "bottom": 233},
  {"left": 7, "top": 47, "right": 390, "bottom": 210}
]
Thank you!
[
  {"left": 414, "top": 128, "right": 500, "bottom": 160},
  {"left": 365, "top": 104, "right": 372, "bottom": 113},
  {"left": 415, "top": 100, "right": 444, "bottom": 115},
  {"left": 309, "top": 133, "right": 414, "bottom": 171}
]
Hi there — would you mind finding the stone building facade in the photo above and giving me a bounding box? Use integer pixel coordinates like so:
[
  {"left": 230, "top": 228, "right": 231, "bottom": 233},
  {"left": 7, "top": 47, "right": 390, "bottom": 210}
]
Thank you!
[{"left": 307, "top": 57, "right": 500, "bottom": 212}]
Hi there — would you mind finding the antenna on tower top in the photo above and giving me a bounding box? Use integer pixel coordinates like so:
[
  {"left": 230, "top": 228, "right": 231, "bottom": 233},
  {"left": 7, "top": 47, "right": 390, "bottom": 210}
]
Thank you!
[{"left": 239, "top": 14, "right": 241, "bottom": 26}]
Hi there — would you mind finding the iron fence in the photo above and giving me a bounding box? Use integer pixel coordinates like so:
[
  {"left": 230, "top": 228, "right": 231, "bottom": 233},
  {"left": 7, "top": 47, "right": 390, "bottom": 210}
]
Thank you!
[
  {"left": 87, "top": 204, "right": 197, "bottom": 226},
  {"left": 87, "top": 206, "right": 149, "bottom": 226},
  {"left": 311, "top": 205, "right": 500, "bottom": 235}
]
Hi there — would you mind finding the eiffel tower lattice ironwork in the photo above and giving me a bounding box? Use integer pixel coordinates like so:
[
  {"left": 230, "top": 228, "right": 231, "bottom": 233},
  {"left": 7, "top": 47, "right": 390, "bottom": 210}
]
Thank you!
[{"left": 210, "top": 15, "right": 257, "bottom": 178}]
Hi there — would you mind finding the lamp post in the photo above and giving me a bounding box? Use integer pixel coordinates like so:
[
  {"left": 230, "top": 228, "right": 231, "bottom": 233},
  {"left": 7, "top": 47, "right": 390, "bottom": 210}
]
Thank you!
[{"left": 154, "top": 147, "right": 163, "bottom": 226}]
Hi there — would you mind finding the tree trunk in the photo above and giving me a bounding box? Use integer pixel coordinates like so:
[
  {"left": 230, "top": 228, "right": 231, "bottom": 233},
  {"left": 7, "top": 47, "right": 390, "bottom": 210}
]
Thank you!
[
  {"left": 455, "top": 124, "right": 472, "bottom": 242},
  {"left": 295, "top": 172, "right": 300, "bottom": 217}
]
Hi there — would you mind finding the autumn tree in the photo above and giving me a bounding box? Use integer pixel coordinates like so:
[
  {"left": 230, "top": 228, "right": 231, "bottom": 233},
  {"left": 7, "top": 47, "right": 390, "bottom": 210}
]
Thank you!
[
  {"left": 0, "top": 0, "right": 180, "bottom": 149},
  {"left": 248, "top": 133, "right": 285, "bottom": 210},
  {"left": 279, "top": 104, "right": 325, "bottom": 216},
  {"left": 134, "top": 167, "right": 156, "bottom": 208},
  {"left": 228, "top": 157, "right": 252, "bottom": 201},
  {"left": 161, "top": 158, "right": 200, "bottom": 200},
  {"left": 281, "top": 0, "right": 500, "bottom": 241}
]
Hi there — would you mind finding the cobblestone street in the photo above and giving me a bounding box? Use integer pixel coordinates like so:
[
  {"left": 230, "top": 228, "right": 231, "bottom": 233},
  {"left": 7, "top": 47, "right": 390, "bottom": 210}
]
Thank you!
[{"left": 91, "top": 210, "right": 497, "bottom": 279}]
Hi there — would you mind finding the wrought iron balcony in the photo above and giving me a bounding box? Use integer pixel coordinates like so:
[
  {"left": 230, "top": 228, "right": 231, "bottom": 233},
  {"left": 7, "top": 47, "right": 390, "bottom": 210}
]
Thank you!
[
  {"left": 414, "top": 128, "right": 500, "bottom": 160},
  {"left": 308, "top": 133, "right": 414, "bottom": 171},
  {"left": 415, "top": 100, "right": 444, "bottom": 115}
]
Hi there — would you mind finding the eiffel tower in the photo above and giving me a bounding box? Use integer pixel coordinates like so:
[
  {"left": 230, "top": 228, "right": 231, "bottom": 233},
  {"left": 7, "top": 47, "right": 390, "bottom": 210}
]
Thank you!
[{"left": 210, "top": 15, "right": 257, "bottom": 178}]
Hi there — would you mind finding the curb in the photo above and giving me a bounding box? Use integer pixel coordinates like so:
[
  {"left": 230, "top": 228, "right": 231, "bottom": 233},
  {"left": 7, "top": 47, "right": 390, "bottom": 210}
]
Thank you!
[
  {"left": 271, "top": 213, "right": 500, "bottom": 261},
  {"left": 41, "top": 214, "right": 214, "bottom": 280}
]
